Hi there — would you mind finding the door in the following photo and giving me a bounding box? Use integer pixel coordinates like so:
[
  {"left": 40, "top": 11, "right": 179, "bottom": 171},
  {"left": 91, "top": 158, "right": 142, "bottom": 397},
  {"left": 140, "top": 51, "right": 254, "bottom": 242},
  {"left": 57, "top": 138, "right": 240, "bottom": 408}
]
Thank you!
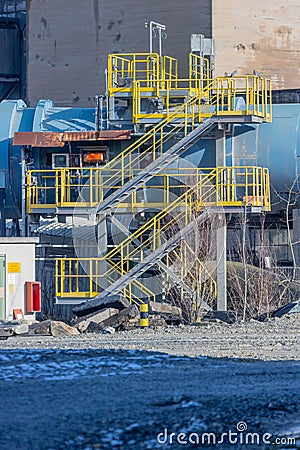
[{"left": 0, "top": 256, "right": 5, "bottom": 320}]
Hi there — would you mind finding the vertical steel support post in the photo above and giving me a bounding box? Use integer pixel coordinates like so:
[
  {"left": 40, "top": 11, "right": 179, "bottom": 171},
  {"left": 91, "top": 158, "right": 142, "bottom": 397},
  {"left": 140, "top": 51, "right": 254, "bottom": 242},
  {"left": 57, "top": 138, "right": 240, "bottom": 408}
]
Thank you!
[
  {"left": 20, "top": 146, "right": 27, "bottom": 236},
  {"left": 0, "top": 189, "right": 5, "bottom": 237},
  {"left": 215, "top": 127, "right": 227, "bottom": 311},
  {"left": 293, "top": 209, "right": 300, "bottom": 268}
]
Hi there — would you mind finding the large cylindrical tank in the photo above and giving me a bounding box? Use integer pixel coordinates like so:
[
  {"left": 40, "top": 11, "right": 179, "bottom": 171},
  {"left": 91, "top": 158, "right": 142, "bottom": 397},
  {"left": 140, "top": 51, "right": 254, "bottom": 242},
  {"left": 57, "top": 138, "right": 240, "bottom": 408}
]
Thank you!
[
  {"left": 0, "top": 98, "right": 96, "bottom": 219},
  {"left": 174, "top": 103, "right": 300, "bottom": 205},
  {"left": 0, "top": 100, "right": 34, "bottom": 218},
  {"left": 229, "top": 104, "right": 300, "bottom": 205}
]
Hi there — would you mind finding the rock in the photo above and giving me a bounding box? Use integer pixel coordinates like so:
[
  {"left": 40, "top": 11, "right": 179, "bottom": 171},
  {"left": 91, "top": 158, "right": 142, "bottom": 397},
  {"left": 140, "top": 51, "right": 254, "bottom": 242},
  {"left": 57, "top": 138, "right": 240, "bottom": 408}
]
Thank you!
[
  {"left": 102, "top": 326, "right": 115, "bottom": 335},
  {"left": 50, "top": 321, "right": 80, "bottom": 337},
  {"left": 75, "top": 308, "right": 119, "bottom": 332},
  {"left": 149, "top": 301, "right": 182, "bottom": 317},
  {"left": 149, "top": 314, "right": 167, "bottom": 327},
  {"left": 72, "top": 294, "right": 130, "bottom": 317},
  {"left": 13, "top": 324, "right": 29, "bottom": 335},
  {"left": 202, "top": 311, "right": 239, "bottom": 324},
  {"left": 28, "top": 320, "right": 52, "bottom": 335},
  {"left": 85, "top": 322, "right": 104, "bottom": 333},
  {"left": 0, "top": 327, "right": 12, "bottom": 339}
]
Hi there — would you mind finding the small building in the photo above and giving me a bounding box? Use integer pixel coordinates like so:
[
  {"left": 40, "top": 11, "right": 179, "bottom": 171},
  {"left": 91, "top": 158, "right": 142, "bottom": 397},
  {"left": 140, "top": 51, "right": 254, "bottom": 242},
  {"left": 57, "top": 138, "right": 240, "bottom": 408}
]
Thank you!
[{"left": 0, "top": 237, "right": 40, "bottom": 321}]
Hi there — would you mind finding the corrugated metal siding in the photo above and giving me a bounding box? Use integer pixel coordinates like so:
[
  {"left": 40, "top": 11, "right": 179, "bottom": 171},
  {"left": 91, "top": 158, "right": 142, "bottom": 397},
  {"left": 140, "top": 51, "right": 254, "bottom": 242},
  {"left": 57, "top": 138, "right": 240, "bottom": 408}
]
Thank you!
[
  {"left": 0, "top": 26, "right": 20, "bottom": 74},
  {"left": 0, "top": 1, "right": 26, "bottom": 100},
  {"left": 0, "top": 23, "right": 22, "bottom": 100},
  {"left": 27, "top": 0, "right": 211, "bottom": 107},
  {"left": 212, "top": 0, "right": 300, "bottom": 89}
]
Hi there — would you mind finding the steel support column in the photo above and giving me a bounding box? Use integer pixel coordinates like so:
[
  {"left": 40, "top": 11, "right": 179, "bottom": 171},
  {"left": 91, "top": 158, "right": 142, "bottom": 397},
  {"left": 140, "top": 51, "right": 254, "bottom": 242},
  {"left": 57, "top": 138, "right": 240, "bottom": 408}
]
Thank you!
[
  {"left": 215, "top": 127, "right": 227, "bottom": 311},
  {"left": 292, "top": 209, "right": 300, "bottom": 268}
]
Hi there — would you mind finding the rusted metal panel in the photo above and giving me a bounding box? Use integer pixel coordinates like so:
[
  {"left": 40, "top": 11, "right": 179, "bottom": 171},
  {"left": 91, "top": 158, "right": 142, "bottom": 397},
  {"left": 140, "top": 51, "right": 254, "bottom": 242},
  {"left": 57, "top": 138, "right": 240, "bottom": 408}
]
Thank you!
[
  {"left": 62, "top": 130, "right": 131, "bottom": 142},
  {"left": 13, "top": 130, "right": 131, "bottom": 147},
  {"left": 212, "top": 0, "right": 300, "bottom": 90},
  {"left": 13, "top": 132, "right": 65, "bottom": 147}
]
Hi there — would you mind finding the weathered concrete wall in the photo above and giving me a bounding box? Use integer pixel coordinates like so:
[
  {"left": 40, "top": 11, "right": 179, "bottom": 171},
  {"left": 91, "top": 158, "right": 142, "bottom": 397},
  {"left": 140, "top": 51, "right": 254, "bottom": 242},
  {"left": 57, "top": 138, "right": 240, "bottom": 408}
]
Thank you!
[
  {"left": 27, "top": 0, "right": 211, "bottom": 107},
  {"left": 212, "top": 0, "right": 300, "bottom": 89}
]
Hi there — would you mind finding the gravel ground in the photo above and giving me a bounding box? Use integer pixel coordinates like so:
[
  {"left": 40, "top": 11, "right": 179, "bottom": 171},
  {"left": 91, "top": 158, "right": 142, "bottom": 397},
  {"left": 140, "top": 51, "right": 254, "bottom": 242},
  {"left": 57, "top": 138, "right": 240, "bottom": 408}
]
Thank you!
[
  {"left": 0, "top": 314, "right": 299, "bottom": 361},
  {"left": 0, "top": 314, "right": 299, "bottom": 450},
  {"left": 0, "top": 349, "right": 299, "bottom": 450}
]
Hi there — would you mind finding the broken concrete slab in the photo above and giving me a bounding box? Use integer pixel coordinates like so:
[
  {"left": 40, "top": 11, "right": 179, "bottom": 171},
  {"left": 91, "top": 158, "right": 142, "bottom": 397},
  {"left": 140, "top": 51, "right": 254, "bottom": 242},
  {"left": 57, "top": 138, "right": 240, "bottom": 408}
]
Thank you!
[
  {"left": 99, "top": 305, "right": 139, "bottom": 329},
  {"left": 86, "top": 322, "right": 105, "bottom": 333},
  {"left": 50, "top": 321, "right": 80, "bottom": 337},
  {"left": 149, "top": 301, "right": 182, "bottom": 317},
  {"left": 75, "top": 308, "right": 119, "bottom": 332},
  {"left": 273, "top": 300, "right": 300, "bottom": 317},
  {"left": 201, "top": 311, "right": 239, "bottom": 324},
  {"left": 72, "top": 294, "right": 130, "bottom": 317},
  {"left": 254, "top": 300, "right": 300, "bottom": 322},
  {"left": 149, "top": 314, "right": 167, "bottom": 328},
  {"left": 28, "top": 320, "right": 79, "bottom": 336}
]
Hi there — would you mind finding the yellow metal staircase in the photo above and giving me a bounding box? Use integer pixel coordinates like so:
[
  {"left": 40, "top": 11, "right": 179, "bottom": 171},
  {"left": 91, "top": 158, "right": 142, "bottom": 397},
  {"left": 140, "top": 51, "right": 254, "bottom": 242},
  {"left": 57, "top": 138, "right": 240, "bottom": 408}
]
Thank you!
[
  {"left": 26, "top": 52, "right": 273, "bottom": 308},
  {"left": 55, "top": 166, "right": 270, "bottom": 304}
]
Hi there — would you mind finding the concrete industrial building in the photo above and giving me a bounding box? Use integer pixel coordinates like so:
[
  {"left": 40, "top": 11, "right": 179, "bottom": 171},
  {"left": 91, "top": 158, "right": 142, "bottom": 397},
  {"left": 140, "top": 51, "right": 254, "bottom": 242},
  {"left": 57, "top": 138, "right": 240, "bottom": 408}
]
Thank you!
[
  {"left": 0, "top": 0, "right": 299, "bottom": 320},
  {"left": 26, "top": 0, "right": 300, "bottom": 107}
]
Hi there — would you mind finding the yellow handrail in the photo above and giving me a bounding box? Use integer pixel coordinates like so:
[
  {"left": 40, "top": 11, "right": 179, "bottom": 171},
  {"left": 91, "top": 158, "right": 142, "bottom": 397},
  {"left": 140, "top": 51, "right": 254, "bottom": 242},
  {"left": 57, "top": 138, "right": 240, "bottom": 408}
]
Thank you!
[
  {"left": 27, "top": 166, "right": 271, "bottom": 213},
  {"left": 55, "top": 166, "right": 270, "bottom": 301},
  {"left": 107, "top": 53, "right": 271, "bottom": 123}
]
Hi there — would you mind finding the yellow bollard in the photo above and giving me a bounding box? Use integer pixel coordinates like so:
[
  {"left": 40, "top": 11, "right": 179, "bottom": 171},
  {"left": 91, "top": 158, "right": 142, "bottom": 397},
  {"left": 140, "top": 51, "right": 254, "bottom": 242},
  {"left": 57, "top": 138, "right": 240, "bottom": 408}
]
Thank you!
[{"left": 140, "top": 303, "right": 149, "bottom": 328}]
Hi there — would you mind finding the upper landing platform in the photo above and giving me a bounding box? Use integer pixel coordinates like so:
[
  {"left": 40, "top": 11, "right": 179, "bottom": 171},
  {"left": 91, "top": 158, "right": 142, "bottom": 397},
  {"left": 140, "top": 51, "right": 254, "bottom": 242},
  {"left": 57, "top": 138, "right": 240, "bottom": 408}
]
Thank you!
[{"left": 107, "top": 52, "right": 272, "bottom": 124}]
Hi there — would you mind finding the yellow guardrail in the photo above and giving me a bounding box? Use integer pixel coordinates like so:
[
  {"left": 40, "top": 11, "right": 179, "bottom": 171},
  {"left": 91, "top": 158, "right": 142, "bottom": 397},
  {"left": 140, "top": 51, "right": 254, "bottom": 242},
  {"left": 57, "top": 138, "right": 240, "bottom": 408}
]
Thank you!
[
  {"left": 132, "top": 75, "right": 272, "bottom": 122},
  {"left": 56, "top": 257, "right": 155, "bottom": 304},
  {"left": 189, "top": 53, "right": 210, "bottom": 86},
  {"left": 108, "top": 52, "right": 209, "bottom": 95},
  {"left": 26, "top": 74, "right": 272, "bottom": 215},
  {"left": 55, "top": 166, "right": 270, "bottom": 300},
  {"left": 26, "top": 167, "right": 270, "bottom": 213},
  {"left": 27, "top": 64, "right": 272, "bottom": 214},
  {"left": 107, "top": 52, "right": 271, "bottom": 123}
]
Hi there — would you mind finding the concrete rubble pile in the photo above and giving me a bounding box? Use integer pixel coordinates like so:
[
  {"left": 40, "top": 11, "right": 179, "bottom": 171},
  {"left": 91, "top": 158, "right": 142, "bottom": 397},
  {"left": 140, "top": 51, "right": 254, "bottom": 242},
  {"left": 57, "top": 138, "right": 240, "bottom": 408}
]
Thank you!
[{"left": 0, "top": 295, "right": 184, "bottom": 339}]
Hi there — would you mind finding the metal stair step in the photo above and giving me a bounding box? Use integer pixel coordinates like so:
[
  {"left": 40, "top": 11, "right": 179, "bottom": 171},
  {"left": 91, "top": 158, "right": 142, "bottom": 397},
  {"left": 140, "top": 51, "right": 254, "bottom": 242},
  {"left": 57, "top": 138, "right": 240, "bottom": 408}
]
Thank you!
[
  {"left": 97, "top": 118, "right": 216, "bottom": 214},
  {"left": 95, "top": 209, "right": 210, "bottom": 300}
]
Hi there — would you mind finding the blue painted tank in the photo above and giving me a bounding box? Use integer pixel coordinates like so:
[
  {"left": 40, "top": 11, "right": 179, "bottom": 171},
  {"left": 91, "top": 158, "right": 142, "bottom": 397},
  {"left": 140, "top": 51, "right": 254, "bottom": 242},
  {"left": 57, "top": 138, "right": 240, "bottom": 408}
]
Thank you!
[
  {"left": 0, "top": 99, "right": 96, "bottom": 219},
  {"left": 0, "top": 100, "right": 34, "bottom": 218},
  {"left": 178, "top": 104, "right": 300, "bottom": 206},
  {"left": 229, "top": 104, "right": 300, "bottom": 198}
]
